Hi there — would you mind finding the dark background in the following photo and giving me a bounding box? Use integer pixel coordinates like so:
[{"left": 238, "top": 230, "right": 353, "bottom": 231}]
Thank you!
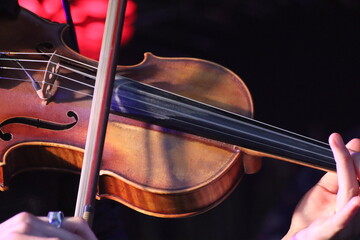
[{"left": 1, "top": 0, "right": 360, "bottom": 239}]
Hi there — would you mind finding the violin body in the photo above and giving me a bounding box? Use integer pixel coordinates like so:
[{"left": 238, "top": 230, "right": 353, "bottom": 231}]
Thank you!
[{"left": 0, "top": 8, "right": 254, "bottom": 217}]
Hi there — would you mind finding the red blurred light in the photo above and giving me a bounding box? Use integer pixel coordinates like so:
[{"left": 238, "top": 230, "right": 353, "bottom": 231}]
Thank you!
[{"left": 19, "top": 0, "right": 137, "bottom": 60}]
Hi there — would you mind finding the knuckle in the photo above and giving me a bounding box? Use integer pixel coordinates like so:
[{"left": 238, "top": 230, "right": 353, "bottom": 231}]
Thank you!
[
  {"left": 16, "top": 221, "right": 33, "bottom": 234},
  {"left": 12, "top": 212, "right": 35, "bottom": 233},
  {"left": 14, "top": 212, "right": 33, "bottom": 222},
  {"left": 74, "top": 216, "right": 88, "bottom": 225}
]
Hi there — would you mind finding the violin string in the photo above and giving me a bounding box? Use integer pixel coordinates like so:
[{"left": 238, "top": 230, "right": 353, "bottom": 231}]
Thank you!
[
  {"left": 0, "top": 52, "right": 98, "bottom": 94},
  {"left": 1, "top": 55, "right": 96, "bottom": 78},
  {"left": 0, "top": 51, "right": 97, "bottom": 70},
  {"left": 0, "top": 51, "right": 104, "bottom": 97},
  {"left": 0, "top": 57, "right": 96, "bottom": 80},
  {"left": 0, "top": 57, "right": 48, "bottom": 63},
  {"left": 114, "top": 84, "right": 334, "bottom": 166},
  {"left": 0, "top": 76, "right": 93, "bottom": 97},
  {"left": 0, "top": 53, "right": 96, "bottom": 91},
  {"left": 0, "top": 76, "right": 33, "bottom": 83},
  {"left": 0, "top": 66, "right": 95, "bottom": 89},
  {"left": 0, "top": 58, "right": 96, "bottom": 80},
  {"left": 56, "top": 62, "right": 96, "bottom": 80},
  {"left": 1, "top": 54, "right": 332, "bottom": 165}
]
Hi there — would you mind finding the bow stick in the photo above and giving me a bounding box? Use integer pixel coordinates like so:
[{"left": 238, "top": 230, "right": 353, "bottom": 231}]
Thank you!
[{"left": 74, "top": 0, "right": 128, "bottom": 226}]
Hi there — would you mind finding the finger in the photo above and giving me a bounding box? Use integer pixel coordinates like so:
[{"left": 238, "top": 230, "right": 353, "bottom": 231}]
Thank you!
[
  {"left": 1, "top": 212, "right": 46, "bottom": 236},
  {"left": 0, "top": 212, "right": 75, "bottom": 239},
  {"left": 38, "top": 216, "right": 97, "bottom": 240},
  {"left": 324, "top": 196, "right": 360, "bottom": 238},
  {"left": 316, "top": 172, "right": 338, "bottom": 194},
  {"left": 242, "top": 153, "right": 261, "bottom": 174},
  {"left": 352, "top": 152, "right": 360, "bottom": 180},
  {"left": 60, "top": 217, "right": 97, "bottom": 240},
  {"left": 294, "top": 196, "right": 360, "bottom": 240},
  {"left": 345, "top": 137, "right": 360, "bottom": 181},
  {"left": 329, "top": 133, "right": 358, "bottom": 211},
  {"left": 345, "top": 138, "right": 360, "bottom": 178},
  {"left": 0, "top": 233, "right": 56, "bottom": 240},
  {"left": 346, "top": 138, "right": 360, "bottom": 153},
  {"left": 0, "top": 212, "right": 93, "bottom": 240},
  {"left": 36, "top": 216, "right": 90, "bottom": 240}
]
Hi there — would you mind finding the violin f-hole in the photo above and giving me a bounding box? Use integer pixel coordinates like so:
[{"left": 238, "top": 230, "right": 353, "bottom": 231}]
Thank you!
[
  {"left": 0, "top": 130, "right": 12, "bottom": 141},
  {"left": 0, "top": 111, "right": 79, "bottom": 142}
]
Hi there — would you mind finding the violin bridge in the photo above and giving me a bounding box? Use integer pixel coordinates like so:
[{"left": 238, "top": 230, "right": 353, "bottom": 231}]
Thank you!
[{"left": 37, "top": 51, "right": 60, "bottom": 102}]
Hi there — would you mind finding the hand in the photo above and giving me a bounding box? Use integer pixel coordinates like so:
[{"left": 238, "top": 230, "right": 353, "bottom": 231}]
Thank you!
[
  {"left": 282, "top": 133, "right": 360, "bottom": 240},
  {"left": 0, "top": 212, "right": 97, "bottom": 240}
]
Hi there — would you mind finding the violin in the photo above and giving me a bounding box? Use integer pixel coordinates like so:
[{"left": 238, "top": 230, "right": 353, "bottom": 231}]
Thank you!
[{"left": 0, "top": 7, "right": 334, "bottom": 218}]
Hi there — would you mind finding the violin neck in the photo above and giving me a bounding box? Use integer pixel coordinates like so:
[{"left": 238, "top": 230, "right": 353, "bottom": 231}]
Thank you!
[{"left": 110, "top": 76, "right": 335, "bottom": 172}]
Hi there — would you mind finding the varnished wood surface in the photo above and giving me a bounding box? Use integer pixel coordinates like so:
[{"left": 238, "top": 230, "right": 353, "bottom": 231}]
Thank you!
[{"left": 0, "top": 8, "right": 254, "bottom": 217}]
